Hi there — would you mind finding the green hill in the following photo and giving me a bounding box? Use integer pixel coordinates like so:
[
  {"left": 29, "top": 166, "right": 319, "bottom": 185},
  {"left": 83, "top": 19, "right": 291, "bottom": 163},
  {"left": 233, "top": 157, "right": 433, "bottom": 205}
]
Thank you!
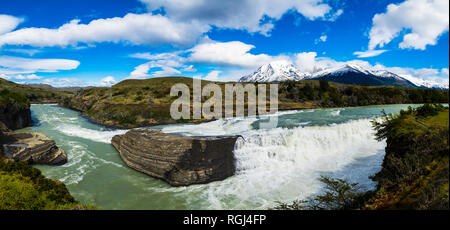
[
  {"left": 61, "top": 77, "right": 448, "bottom": 128},
  {"left": 0, "top": 78, "right": 72, "bottom": 104}
]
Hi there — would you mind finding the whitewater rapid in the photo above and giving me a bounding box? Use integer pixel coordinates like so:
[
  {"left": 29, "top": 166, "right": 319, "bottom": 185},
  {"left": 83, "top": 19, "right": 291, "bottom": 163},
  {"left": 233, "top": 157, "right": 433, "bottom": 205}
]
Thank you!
[{"left": 156, "top": 116, "right": 385, "bottom": 209}]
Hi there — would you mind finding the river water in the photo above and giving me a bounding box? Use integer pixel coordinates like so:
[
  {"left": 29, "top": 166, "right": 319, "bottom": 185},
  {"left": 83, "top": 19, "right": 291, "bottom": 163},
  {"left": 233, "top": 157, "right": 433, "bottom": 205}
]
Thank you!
[{"left": 19, "top": 104, "right": 424, "bottom": 209}]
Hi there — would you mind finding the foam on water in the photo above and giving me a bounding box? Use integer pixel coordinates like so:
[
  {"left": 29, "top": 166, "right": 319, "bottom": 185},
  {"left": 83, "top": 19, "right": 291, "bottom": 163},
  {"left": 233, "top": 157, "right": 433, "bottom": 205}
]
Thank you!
[
  {"left": 56, "top": 124, "right": 128, "bottom": 143},
  {"left": 160, "top": 117, "right": 258, "bottom": 136},
  {"left": 330, "top": 109, "right": 341, "bottom": 116}
]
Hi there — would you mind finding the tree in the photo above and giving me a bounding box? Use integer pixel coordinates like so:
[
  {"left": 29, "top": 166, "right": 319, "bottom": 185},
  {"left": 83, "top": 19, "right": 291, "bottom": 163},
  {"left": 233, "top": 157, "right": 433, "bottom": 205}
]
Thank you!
[
  {"left": 319, "top": 78, "right": 330, "bottom": 92},
  {"left": 272, "top": 176, "right": 368, "bottom": 210}
]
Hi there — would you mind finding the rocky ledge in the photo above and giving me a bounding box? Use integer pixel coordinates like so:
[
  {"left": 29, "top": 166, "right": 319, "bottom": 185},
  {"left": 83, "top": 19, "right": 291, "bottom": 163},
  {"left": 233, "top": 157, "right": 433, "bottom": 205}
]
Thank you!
[
  {"left": 0, "top": 105, "right": 32, "bottom": 130},
  {"left": 112, "top": 129, "right": 237, "bottom": 186},
  {"left": 0, "top": 131, "right": 67, "bottom": 165}
]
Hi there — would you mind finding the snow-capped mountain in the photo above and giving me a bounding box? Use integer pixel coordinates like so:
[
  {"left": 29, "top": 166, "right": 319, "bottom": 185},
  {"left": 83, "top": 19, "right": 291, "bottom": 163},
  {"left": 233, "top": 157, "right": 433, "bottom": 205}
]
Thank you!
[
  {"left": 398, "top": 74, "right": 449, "bottom": 89},
  {"left": 310, "top": 64, "right": 417, "bottom": 88},
  {"left": 239, "top": 60, "right": 310, "bottom": 82},
  {"left": 239, "top": 62, "right": 448, "bottom": 89}
]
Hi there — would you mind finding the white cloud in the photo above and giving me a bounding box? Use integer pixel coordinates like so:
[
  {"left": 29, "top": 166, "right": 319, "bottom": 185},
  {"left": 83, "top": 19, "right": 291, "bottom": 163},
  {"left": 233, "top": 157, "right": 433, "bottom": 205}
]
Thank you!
[
  {"left": 128, "top": 63, "right": 151, "bottom": 79},
  {"left": 2, "top": 48, "right": 42, "bottom": 56},
  {"left": 0, "top": 1, "right": 341, "bottom": 49},
  {"left": 100, "top": 76, "right": 116, "bottom": 86},
  {"left": 294, "top": 52, "right": 317, "bottom": 72},
  {"left": 141, "top": 0, "right": 339, "bottom": 35},
  {"left": 0, "top": 56, "right": 80, "bottom": 74},
  {"left": 314, "top": 35, "right": 327, "bottom": 44},
  {"left": 181, "top": 65, "right": 196, "bottom": 72},
  {"left": 203, "top": 70, "right": 221, "bottom": 81},
  {"left": 152, "top": 66, "right": 181, "bottom": 77},
  {"left": 127, "top": 40, "right": 286, "bottom": 78},
  {"left": 353, "top": 49, "right": 388, "bottom": 58},
  {"left": 12, "top": 74, "right": 42, "bottom": 80},
  {"left": 42, "top": 78, "right": 84, "bottom": 87},
  {"left": 368, "top": 0, "right": 449, "bottom": 50},
  {"left": 0, "top": 15, "right": 23, "bottom": 35},
  {"left": 328, "top": 9, "right": 344, "bottom": 22},
  {"left": 128, "top": 50, "right": 193, "bottom": 79},
  {"left": 0, "top": 14, "right": 209, "bottom": 48},
  {"left": 188, "top": 40, "right": 278, "bottom": 68},
  {"left": 127, "top": 62, "right": 181, "bottom": 79}
]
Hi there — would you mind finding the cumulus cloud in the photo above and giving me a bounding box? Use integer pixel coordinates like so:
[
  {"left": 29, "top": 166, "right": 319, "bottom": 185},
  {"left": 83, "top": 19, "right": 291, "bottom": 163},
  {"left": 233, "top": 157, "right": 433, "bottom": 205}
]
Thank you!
[
  {"left": 100, "top": 76, "right": 116, "bottom": 86},
  {"left": 203, "top": 70, "right": 221, "bottom": 81},
  {"left": 368, "top": 0, "right": 449, "bottom": 50},
  {"left": 353, "top": 49, "right": 388, "bottom": 58},
  {"left": 141, "top": 0, "right": 338, "bottom": 35},
  {"left": 0, "top": 14, "right": 209, "bottom": 48},
  {"left": 127, "top": 40, "right": 288, "bottom": 78},
  {"left": 294, "top": 52, "right": 317, "bottom": 72},
  {"left": 188, "top": 40, "right": 278, "bottom": 68},
  {"left": 0, "top": 15, "right": 23, "bottom": 35}
]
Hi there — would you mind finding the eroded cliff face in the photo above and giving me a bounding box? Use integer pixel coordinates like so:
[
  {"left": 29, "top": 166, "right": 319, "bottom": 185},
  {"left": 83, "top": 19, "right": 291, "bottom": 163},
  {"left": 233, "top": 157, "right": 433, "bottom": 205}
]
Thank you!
[
  {"left": 1, "top": 132, "right": 67, "bottom": 166},
  {"left": 112, "top": 129, "right": 237, "bottom": 186},
  {"left": 0, "top": 105, "right": 32, "bottom": 130}
]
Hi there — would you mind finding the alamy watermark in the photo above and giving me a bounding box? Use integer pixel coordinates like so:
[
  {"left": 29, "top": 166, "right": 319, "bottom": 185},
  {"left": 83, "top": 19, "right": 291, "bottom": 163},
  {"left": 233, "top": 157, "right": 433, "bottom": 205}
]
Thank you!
[{"left": 170, "top": 78, "right": 279, "bottom": 129}]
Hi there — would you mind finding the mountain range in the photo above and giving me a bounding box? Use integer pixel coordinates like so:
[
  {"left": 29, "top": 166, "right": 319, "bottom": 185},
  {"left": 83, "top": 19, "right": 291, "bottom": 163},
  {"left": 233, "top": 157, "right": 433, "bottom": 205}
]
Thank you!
[
  {"left": 24, "top": 83, "right": 95, "bottom": 93},
  {"left": 239, "top": 60, "right": 449, "bottom": 89}
]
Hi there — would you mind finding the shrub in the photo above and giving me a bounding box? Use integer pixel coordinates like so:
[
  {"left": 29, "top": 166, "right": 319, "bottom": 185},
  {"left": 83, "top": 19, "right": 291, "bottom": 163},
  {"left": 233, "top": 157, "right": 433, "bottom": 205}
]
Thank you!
[
  {"left": 272, "top": 176, "right": 369, "bottom": 210},
  {"left": 0, "top": 159, "right": 76, "bottom": 206},
  {"left": 0, "top": 173, "right": 49, "bottom": 210},
  {"left": 415, "top": 103, "right": 444, "bottom": 117}
]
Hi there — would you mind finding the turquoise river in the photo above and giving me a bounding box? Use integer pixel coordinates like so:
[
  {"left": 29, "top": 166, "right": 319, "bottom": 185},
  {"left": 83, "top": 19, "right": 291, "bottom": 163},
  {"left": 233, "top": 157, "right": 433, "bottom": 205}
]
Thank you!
[{"left": 19, "top": 104, "right": 431, "bottom": 209}]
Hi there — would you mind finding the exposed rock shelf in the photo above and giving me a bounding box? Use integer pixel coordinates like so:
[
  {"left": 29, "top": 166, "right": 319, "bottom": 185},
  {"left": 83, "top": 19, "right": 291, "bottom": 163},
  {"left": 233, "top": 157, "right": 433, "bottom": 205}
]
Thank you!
[
  {"left": 112, "top": 129, "right": 237, "bottom": 186},
  {"left": 1, "top": 131, "right": 67, "bottom": 165}
]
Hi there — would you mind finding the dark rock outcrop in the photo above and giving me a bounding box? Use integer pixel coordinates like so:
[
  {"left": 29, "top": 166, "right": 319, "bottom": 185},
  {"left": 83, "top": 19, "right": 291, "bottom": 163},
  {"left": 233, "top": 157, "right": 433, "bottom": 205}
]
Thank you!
[
  {"left": 112, "top": 129, "right": 237, "bottom": 186},
  {"left": 0, "top": 121, "right": 10, "bottom": 133},
  {"left": 1, "top": 132, "right": 67, "bottom": 165},
  {"left": 0, "top": 105, "right": 32, "bottom": 130}
]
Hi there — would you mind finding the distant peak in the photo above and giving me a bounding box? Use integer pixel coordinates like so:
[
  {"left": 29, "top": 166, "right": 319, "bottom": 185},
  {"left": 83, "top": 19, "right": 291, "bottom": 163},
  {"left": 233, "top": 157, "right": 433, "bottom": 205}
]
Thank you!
[{"left": 239, "top": 60, "right": 309, "bottom": 82}]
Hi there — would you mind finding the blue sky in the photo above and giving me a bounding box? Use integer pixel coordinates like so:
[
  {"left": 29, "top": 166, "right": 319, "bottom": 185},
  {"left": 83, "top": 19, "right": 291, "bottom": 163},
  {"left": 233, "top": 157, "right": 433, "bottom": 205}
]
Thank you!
[{"left": 0, "top": 0, "right": 448, "bottom": 86}]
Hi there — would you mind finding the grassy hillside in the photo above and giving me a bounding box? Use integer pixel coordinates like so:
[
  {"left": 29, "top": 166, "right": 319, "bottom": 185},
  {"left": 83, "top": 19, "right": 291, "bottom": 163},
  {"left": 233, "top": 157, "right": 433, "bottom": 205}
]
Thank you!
[
  {"left": 61, "top": 77, "right": 449, "bottom": 128},
  {"left": 0, "top": 78, "right": 72, "bottom": 103},
  {"left": 366, "top": 104, "right": 449, "bottom": 209}
]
